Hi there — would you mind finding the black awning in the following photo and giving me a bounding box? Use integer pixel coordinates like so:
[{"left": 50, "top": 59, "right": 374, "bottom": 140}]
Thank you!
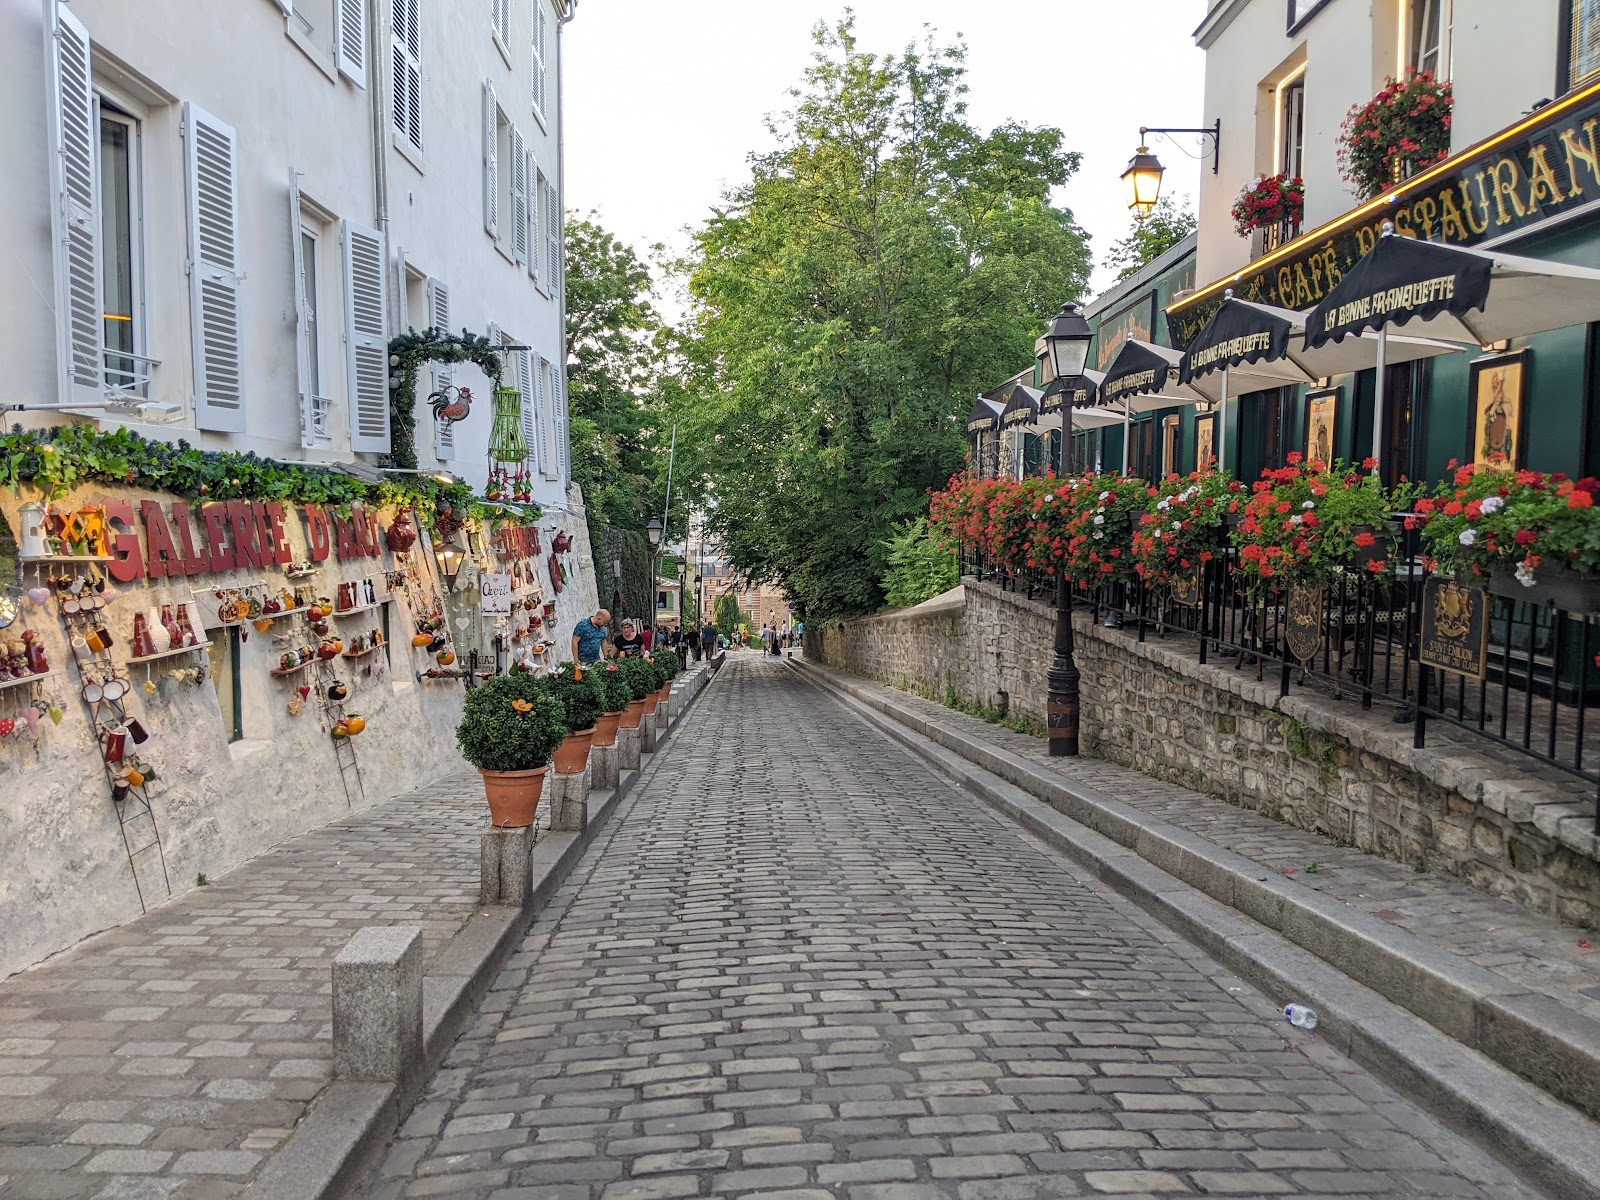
[
  {"left": 1306, "top": 232, "right": 1492, "bottom": 347},
  {"left": 1000, "top": 385, "right": 1040, "bottom": 429},
  {"left": 1100, "top": 340, "right": 1175, "bottom": 407},
  {"left": 1178, "top": 297, "right": 1296, "bottom": 383},
  {"left": 965, "top": 396, "right": 1001, "bottom": 434},
  {"left": 1040, "top": 375, "right": 1099, "bottom": 412}
]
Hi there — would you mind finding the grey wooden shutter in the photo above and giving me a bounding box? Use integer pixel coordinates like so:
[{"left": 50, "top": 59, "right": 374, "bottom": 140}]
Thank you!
[
  {"left": 391, "top": 0, "right": 421, "bottom": 151},
  {"left": 510, "top": 127, "right": 528, "bottom": 265},
  {"left": 49, "top": 5, "right": 101, "bottom": 409},
  {"left": 428, "top": 279, "right": 452, "bottom": 459},
  {"left": 184, "top": 102, "right": 245, "bottom": 433},
  {"left": 482, "top": 81, "right": 498, "bottom": 237},
  {"left": 545, "top": 182, "right": 560, "bottom": 291},
  {"left": 342, "top": 219, "right": 390, "bottom": 452},
  {"left": 553, "top": 367, "right": 569, "bottom": 478},
  {"left": 538, "top": 355, "right": 557, "bottom": 478},
  {"left": 517, "top": 347, "right": 540, "bottom": 474},
  {"left": 532, "top": 3, "right": 547, "bottom": 121},
  {"left": 527, "top": 153, "right": 540, "bottom": 283},
  {"left": 336, "top": 0, "right": 367, "bottom": 87}
]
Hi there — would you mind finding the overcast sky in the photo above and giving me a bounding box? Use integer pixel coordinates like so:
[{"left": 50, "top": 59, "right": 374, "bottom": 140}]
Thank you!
[{"left": 563, "top": 2, "right": 1207, "bottom": 304}]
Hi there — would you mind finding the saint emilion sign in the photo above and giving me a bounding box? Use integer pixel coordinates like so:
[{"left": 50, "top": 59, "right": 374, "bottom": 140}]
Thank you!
[{"left": 1169, "top": 78, "right": 1600, "bottom": 348}]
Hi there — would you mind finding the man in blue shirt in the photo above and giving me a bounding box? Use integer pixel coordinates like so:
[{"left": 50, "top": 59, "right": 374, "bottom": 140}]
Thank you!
[{"left": 570, "top": 609, "right": 612, "bottom": 663}]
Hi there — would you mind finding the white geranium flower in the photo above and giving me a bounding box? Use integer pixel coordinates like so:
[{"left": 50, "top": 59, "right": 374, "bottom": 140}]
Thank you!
[
  {"left": 1172, "top": 520, "right": 1182, "bottom": 530},
  {"left": 1289, "top": 514, "right": 1304, "bottom": 525},
  {"left": 1515, "top": 559, "right": 1537, "bottom": 586},
  {"left": 1093, "top": 531, "right": 1104, "bottom": 541},
  {"left": 1302, "top": 500, "right": 1316, "bottom": 510},
  {"left": 1479, "top": 495, "right": 1503, "bottom": 515},
  {"left": 1099, "top": 490, "right": 1112, "bottom": 501},
  {"left": 1156, "top": 499, "right": 1171, "bottom": 511},
  {"left": 1093, "top": 514, "right": 1104, "bottom": 525},
  {"left": 1459, "top": 529, "right": 1476, "bottom": 546}
]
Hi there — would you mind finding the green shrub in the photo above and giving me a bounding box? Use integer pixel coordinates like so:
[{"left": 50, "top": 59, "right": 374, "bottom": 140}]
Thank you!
[
  {"left": 547, "top": 666, "right": 605, "bottom": 732},
  {"left": 652, "top": 649, "right": 682, "bottom": 679},
  {"left": 594, "top": 662, "right": 632, "bottom": 713},
  {"left": 457, "top": 674, "right": 568, "bottom": 772},
  {"left": 617, "top": 655, "right": 657, "bottom": 702},
  {"left": 881, "top": 516, "right": 958, "bottom": 610}
]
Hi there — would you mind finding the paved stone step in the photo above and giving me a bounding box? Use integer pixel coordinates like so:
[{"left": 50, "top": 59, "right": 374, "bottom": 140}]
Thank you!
[{"left": 792, "top": 658, "right": 1600, "bottom": 1199}]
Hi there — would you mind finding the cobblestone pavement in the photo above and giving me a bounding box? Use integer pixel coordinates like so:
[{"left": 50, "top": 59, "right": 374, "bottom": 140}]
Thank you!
[
  {"left": 364, "top": 655, "right": 1543, "bottom": 1200},
  {"left": 0, "top": 771, "right": 500, "bottom": 1200},
  {"left": 834, "top": 671, "right": 1600, "bottom": 1027}
]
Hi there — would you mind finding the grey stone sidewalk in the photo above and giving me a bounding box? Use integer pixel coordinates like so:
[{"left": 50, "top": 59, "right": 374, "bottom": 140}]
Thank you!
[
  {"left": 0, "top": 770, "right": 503, "bottom": 1199},
  {"left": 830, "top": 670, "right": 1600, "bottom": 1027},
  {"left": 362, "top": 655, "right": 1541, "bottom": 1199}
]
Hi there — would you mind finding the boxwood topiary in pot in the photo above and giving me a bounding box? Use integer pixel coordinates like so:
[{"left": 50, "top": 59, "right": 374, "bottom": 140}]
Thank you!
[
  {"left": 547, "top": 665, "right": 605, "bottom": 773},
  {"left": 592, "top": 662, "right": 631, "bottom": 745},
  {"left": 617, "top": 655, "right": 657, "bottom": 726},
  {"left": 456, "top": 673, "right": 569, "bottom": 827}
]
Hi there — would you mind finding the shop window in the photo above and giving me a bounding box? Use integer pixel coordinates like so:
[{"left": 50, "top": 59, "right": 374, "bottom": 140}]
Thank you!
[
  {"left": 1240, "top": 389, "right": 1288, "bottom": 480},
  {"left": 1408, "top": 0, "right": 1451, "bottom": 78},
  {"left": 208, "top": 626, "right": 242, "bottom": 743},
  {"left": 1563, "top": 0, "right": 1600, "bottom": 93}
]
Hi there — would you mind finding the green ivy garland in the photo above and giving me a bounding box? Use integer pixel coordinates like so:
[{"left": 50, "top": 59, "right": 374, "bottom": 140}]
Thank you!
[
  {"left": 0, "top": 424, "right": 534, "bottom": 535},
  {"left": 387, "top": 327, "right": 505, "bottom": 470}
]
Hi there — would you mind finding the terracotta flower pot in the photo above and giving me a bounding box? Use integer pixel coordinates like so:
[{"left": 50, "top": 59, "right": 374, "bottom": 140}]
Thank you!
[
  {"left": 642, "top": 692, "right": 659, "bottom": 715},
  {"left": 593, "top": 712, "right": 622, "bottom": 747},
  {"left": 619, "top": 700, "right": 647, "bottom": 730},
  {"left": 552, "top": 728, "right": 594, "bottom": 774},
  {"left": 479, "top": 766, "right": 547, "bottom": 828}
]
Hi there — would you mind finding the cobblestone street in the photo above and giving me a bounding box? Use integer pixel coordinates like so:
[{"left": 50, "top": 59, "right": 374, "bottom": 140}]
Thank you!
[{"left": 364, "top": 655, "right": 1543, "bottom": 1200}]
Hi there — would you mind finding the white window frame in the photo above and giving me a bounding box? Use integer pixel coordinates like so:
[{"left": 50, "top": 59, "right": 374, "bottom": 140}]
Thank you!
[
  {"left": 95, "top": 99, "right": 151, "bottom": 400},
  {"left": 1407, "top": 0, "right": 1452, "bottom": 79},
  {"left": 528, "top": 152, "right": 543, "bottom": 289},
  {"left": 291, "top": 180, "right": 330, "bottom": 449}
]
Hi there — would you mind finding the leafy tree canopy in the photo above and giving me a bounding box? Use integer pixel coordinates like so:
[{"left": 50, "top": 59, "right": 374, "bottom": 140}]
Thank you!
[
  {"left": 1105, "top": 195, "right": 1197, "bottom": 283},
  {"left": 563, "top": 214, "right": 669, "bottom": 544},
  {"left": 668, "top": 17, "right": 1091, "bottom": 621}
]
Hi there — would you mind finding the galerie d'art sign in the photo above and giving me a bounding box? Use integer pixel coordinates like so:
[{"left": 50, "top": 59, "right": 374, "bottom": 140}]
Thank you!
[
  {"left": 1168, "top": 77, "right": 1600, "bottom": 348},
  {"left": 101, "top": 499, "right": 388, "bottom": 584}
]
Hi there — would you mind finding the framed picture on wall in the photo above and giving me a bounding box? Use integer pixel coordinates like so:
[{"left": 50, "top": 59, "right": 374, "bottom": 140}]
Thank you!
[
  {"left": 1302, "top": 387, "right": 1340, "bottom": 466},
  {"left": 1468, "top": 351, "right": 1528, "bottom": 469},
  {"left": 1195, "top": 413, "right": 1216, "bottom": 471}
]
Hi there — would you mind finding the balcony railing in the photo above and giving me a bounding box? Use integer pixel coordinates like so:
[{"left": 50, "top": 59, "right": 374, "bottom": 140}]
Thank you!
[
  {"left": 1258, "top": 217, "right": 1302, "bottom": 256},
  {"left": 960, "top": 525, "right": 1600, "bottom": 828}
]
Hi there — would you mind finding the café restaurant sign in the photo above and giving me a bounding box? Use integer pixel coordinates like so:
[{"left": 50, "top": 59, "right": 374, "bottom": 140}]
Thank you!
[{"left": 1168, "top": 78, "right": 1600, "bottom": 347}]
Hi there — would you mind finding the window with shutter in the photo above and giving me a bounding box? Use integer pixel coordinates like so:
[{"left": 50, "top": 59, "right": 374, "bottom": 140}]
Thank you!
[
  {"left": 184, "top": 103, "right": 245, "bottom": 433},
  {"left": 49, "top": 5, "right": 101, "bottom": 409},
  {"left": 391, "top": 0, "right": 422, "bottom": 152},
  {"left": 342, "top": 220, "right": 390, "bottom": 452},
  {"left": 428, "top": 278, "right": 453, "bottom": 459},
  {"left": 553, "top": 366, "right": 569, "bottom": 479},
  {"left": 539, "top": 355, "right": 558, "bottom": 479},
  {"left": 510, "top": 128, "right": 528, "bottom": 265},
  {"left": 335, "top": 0, "right": 366, "bottom": 86},
  {"left": 545, "top": 181, "right": 560, "bottom": 291},
  {"left": 532, "top": 2, "right": 547, "bottom": 123},
  {"left": 291, "top": 175, "right": 330, "bottom": 448},
  {"left": 492, "top": 0, "right": 510, "bottom": 48},
  {"left": 482, "top": 80, "right": 498, "bottom": 237},
  {"left": 517, "top": 347, "right": 541, "bottom": 475}
]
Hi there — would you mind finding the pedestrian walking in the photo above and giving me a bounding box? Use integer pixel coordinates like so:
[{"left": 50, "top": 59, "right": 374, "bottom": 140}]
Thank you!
[
  {"left": 570, "top": 609, "right": 612, "bottom": 664},
  {"left": 684, "top": 625, "right": 701, "bottom": 661},
  {"left": 701, "top": 619, "right": 719, "bottom": 662},
  {"left": 642, "top": 624, "right": 655, "bottom": 652}
]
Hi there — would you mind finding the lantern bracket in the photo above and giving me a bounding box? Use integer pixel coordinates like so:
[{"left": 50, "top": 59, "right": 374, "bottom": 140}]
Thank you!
[{"left": 1137, "top": 122, "right": 1222, "bottom": 173}]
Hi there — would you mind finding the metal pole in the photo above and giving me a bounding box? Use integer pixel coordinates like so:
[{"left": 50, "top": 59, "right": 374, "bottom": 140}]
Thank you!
[
  {"left": 1121, "top": 407, "right": 1131, "bottom": 475},
  {"left": 1047, "top": 572, "right": 1080, "bottom": 756},
  {"left": 1371, "top": 327, "right": 1389, "bottom": 471},
  {"left": 1219, "top": 366, "right": 1230, "bottom": 474}
]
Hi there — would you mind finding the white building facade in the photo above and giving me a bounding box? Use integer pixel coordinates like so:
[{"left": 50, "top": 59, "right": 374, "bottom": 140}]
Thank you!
[{"left": 9, "top": 0, "right": 573, "bottom": 510}]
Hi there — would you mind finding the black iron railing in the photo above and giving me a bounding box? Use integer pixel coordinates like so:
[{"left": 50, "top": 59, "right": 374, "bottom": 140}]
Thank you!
[{"left": 958, "top": 529, "right": 1600, "bottom": 827}]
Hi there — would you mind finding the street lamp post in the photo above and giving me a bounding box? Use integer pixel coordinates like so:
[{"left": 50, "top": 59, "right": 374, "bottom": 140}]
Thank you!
[{"left": 1042, "top": 302, "right": 1094, "bottom": 757}]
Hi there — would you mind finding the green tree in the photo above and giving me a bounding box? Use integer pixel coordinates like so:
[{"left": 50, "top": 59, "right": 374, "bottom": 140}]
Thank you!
[
  {"left": 669, "top": 18, "right": 1091, "bottom": 622},
  {"left": 880, "top": 517, "right": 958, "bottom": 609},
  {"left": 712, "top": 592, "right": 742, "bottom": 638},
  {"left": 563, "top": 214, "right": 668, "bottom": 546},
  {"left": 1104, "top": 195, "right": 1196, "bottom": 282}
]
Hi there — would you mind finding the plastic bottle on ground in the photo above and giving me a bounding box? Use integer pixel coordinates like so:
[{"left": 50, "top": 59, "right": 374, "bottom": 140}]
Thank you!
[{"left": 1284, "top": 1003, "right": 1319, "bottom": 1030}]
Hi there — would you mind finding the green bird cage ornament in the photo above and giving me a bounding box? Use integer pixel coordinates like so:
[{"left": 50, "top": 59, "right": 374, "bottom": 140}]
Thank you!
[{"left": 486, "top": 386, "right": 532, "bottom": 502}]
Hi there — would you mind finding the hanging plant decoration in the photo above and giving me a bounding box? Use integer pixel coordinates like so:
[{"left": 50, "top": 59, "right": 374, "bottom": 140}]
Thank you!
[
  {"left": 486, "top": 386, "right": 533, "bottom": 504},
  {"left": 386, "top": 327, "right": 504, "bottom": 470},
  {"left": 1337, "top": 72, "right": 1453, "bottom": 201},
  {"left": 1231, "top": 173, "right": 1305, "bottom": 238}
]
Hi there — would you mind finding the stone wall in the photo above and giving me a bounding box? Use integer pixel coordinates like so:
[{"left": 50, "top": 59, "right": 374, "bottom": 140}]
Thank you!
[
  {"left": 0, "top": 483, "right": 598, "bottom": 978},
  {"left": 808, "top": 579, "right": 1600, "bottom": 925}
]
